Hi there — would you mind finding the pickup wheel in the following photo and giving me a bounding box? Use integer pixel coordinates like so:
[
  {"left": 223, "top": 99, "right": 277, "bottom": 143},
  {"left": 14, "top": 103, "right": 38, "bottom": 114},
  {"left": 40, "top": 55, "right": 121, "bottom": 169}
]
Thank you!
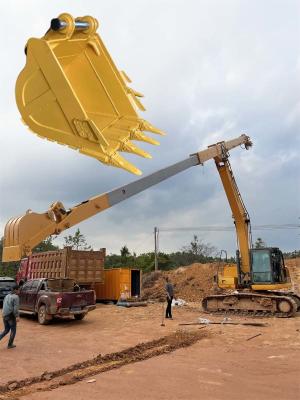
[
  {"left": 38, "top": 305, "right": 52, "bottom": 325},
  {"left": 74, "top": 313, "right": 86, "bottom": 321}
]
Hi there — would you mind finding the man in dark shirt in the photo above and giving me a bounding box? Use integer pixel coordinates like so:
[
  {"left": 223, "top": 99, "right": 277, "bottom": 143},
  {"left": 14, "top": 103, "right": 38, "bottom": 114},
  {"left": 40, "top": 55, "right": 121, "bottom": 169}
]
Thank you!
[
  {"left": 0, "top": 283, "right": 19, "bottom": 349},
  {"left": 165, "top": 277, "right": 174, "bottom": 319}
]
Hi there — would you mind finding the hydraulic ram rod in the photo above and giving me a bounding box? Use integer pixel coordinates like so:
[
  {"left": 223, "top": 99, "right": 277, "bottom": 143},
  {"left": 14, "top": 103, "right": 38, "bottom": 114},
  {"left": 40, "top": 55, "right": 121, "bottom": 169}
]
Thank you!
[
  {"left": 50, "top": 18, "right": 90, "bottom": 31},
  {"left": 2, "top": 134, "right": 251, "bottom": 262}
]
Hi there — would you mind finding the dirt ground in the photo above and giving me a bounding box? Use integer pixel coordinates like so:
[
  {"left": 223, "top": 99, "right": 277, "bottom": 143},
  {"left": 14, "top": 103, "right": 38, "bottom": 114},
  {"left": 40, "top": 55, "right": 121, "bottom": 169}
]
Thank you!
[{"left": 0, "top": 303, "right": 299, "bottom": 400}]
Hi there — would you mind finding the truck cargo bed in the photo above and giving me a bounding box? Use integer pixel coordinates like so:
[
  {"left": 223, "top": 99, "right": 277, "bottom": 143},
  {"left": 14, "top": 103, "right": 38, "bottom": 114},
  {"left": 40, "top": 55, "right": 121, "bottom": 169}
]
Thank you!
[{"left": 17, "top": 247, "right": 105, "bottom": 285}]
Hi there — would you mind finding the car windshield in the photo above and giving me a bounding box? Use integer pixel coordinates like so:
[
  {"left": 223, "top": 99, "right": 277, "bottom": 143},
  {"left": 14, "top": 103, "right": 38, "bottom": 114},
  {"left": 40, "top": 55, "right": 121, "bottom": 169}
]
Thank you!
[{"left": 0, "top": 281, "right": 15, "bottom": 288}]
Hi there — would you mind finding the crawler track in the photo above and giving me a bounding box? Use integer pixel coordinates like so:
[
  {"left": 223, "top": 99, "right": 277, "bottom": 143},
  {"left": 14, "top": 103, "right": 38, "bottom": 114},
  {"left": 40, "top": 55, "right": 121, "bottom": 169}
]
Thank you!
[
  {"left": 0, "top": 330, "right": 208, "bottom": 399},
  {"left": 202, "top": 292, "right": 298, "bottom": 318}
]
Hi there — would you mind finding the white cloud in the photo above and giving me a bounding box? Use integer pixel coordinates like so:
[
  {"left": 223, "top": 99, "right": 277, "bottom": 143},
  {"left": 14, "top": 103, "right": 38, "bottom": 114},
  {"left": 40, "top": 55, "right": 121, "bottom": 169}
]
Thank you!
[{"left": 0, "top": 0, "right": 299, "bottom": 256}]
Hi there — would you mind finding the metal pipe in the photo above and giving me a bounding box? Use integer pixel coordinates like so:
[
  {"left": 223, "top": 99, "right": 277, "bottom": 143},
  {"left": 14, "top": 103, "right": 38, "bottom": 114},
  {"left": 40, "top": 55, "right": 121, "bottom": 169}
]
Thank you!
[
  {"left": 50, "top": 18, "right": 90, "bottom": 31},
  {"left": 236, "top": 249, "right": 242, "bottom": 286},
  {"left": 154, "top": 227, "right": 159, "bottom": 271}
]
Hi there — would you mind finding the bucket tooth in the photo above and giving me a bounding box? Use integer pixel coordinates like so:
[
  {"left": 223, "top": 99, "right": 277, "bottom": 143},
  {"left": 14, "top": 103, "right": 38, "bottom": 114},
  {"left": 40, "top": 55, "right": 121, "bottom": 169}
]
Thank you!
[
  {"left": 107, "top": 153, "right": 142, "bottom": 175},
  {"left": 130, "top": 130, "right": 160, "bottom": 146},
  {"left": 129, "top": 88, "right": 144, "bottom": 98},
  {"left": 119, "top": 70, "right": 132, "bottom": 83},
  {"left": 128, "top": 94, "right": 146, "bottom": 111},
  {"left": 139, "top": 119, "right": 166, "bottom": 136},
  {"left": 84, "top": 147, "right": 142, "bottom": 175},
  {"left": 120, "top": 140, "right": 152, "bottom": 158}
]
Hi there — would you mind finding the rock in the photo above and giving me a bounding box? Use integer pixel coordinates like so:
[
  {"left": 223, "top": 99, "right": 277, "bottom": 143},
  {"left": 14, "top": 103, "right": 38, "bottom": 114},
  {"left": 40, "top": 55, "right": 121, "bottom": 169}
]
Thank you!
[
  {"left": 8, "top": 382, "right": 18, "bottom": 390},
  {"left": 43, "top": 373, "right": 53, "bottom": 381}
]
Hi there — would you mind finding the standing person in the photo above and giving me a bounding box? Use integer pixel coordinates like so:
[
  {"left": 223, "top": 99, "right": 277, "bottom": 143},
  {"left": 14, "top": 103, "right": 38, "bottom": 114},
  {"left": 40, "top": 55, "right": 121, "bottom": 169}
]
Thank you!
[
  {"left": 165, "top": 277, "right": 174, "bottom": 319},
  {"left": 0, "top": 283, "right": 20, "bottom": 349}
]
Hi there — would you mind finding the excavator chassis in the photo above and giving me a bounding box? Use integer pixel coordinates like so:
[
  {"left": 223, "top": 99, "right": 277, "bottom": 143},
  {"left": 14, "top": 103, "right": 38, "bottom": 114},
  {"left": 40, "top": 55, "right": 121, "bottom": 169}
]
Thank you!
[{"left": 202, "top": 292, "right": 299, "bottom": 318}]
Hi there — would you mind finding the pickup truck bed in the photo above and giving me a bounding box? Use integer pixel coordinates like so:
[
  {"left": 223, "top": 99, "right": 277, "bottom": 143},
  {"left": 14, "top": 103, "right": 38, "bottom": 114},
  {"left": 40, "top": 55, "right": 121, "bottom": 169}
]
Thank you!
[{"left": 19, "top": 278, "right": 96, "bottom": 324}]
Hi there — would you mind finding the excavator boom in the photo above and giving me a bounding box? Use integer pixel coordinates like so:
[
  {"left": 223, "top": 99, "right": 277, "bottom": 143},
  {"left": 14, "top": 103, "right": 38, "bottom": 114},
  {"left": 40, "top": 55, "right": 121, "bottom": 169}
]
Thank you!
[
  {"left": 214, "top": 155, "right": 251, "bottom": 283},
  {"left": 2, "top": 134, "right": 251, "bottom": 262}
]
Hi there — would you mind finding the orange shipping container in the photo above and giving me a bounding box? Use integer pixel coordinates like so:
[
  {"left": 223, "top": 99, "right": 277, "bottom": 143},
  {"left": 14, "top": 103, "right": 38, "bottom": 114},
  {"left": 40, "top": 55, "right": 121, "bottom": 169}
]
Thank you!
[{"left": 95, "top": 268, "right": 141, "bottom": 301}]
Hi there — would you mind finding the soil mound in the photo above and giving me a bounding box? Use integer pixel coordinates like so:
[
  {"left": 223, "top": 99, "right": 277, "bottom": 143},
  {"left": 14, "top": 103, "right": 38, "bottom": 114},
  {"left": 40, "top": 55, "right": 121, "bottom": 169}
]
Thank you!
[
  {"left": 285, "top": 257, "right": 300, "bottom": 294},
  {"left": 142, "top": 258, "right": 300, "bottom": 302},
  {"left": 142, "top": 263, "right": 218, "bottom": 302}
]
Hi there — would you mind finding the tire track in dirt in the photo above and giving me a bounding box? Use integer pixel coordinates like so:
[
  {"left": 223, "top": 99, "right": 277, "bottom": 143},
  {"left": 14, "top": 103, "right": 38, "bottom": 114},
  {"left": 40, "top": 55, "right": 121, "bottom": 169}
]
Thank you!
[{"left": 0, "top": 330, "right": 208, "bottom": 399}]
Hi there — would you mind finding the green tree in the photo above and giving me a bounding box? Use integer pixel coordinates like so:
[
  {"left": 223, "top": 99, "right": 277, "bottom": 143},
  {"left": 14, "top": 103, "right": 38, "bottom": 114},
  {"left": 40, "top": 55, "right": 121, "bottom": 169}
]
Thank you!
[
  {"left": 120, "top": 245, "right": 130, "bottom": 264},
  {"left": 33, "top": 237, "right": 59, "bottom": 253},
  {"left": 0, "top": 237, "right": 19, "bottom": 278},
  {"left": 105, "top": 253, "right": 122, "bottom": 268},
  {"left": 156, "top": 252, "right": 173, "bottom": 271},
  {"left": 120, "top": 245, "right": 130, "bottom": 257},
  {"left": 254, "top": 237, "right": 266, "bottom": 249},
  {"left": 283, "top": 250, "right": 300, "bottom": 259},
  {"left": 135, "top": 252, "right": 155, "bottom": 272},
  {"left": 182, "top": 235, "right": 217, "bottom": 259},
  {"left": 64, "top": 229, "right": 92, "bottom": 250}
]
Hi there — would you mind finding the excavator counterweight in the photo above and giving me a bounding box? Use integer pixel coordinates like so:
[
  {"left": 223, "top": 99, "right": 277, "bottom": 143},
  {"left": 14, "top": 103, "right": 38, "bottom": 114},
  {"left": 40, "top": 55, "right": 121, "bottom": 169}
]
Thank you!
[{"left": 16, "top": 13, "right": 164, "bottom": 175}]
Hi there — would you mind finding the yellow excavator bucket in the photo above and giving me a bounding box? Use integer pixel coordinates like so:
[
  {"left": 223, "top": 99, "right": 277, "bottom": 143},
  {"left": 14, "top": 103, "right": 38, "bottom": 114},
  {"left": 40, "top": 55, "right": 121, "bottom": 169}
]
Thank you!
[{"left": 16, "top": 13, "right": 164, "bottom": 175}]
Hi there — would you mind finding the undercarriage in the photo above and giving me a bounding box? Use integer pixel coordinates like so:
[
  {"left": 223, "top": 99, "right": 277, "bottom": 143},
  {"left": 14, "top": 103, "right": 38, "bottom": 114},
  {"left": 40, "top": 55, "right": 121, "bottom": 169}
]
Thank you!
[{"left": 202, "top": 291, "right": 300, "bottom": 318}]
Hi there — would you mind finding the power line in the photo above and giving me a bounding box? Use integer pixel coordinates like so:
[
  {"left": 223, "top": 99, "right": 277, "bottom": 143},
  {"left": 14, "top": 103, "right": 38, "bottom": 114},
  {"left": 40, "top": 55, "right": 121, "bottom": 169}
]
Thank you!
[{"left": 159, "top": 224, "right": 299, "bottom": 232}]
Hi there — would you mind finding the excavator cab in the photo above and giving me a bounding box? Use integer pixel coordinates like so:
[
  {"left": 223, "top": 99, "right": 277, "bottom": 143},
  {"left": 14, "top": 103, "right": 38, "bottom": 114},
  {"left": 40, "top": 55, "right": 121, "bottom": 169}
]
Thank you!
[
  {"left": 250, "top": 248, "right": 289, "bottom": 286},
  {"left": 15, "top": 13, "right": 164, "bottom": 175}
]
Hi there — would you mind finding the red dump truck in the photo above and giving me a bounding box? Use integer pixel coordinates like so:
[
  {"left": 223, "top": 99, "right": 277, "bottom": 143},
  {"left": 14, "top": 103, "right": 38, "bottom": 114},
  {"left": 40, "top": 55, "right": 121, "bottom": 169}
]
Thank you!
[{"left": 17, "top": 247, "right": 106, "bottom": 287}]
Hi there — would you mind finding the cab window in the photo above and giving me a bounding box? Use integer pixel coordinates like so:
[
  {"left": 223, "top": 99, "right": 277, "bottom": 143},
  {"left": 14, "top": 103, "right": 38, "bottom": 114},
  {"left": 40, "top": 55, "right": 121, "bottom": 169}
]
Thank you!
[
  {"left": 30, "top": 280, "right": 40, "bottom": 291},
  {"left": 252, "top": 250, "right": 272, "bottom": 283},
  {"left": 271, "top": 251, "right": 286, "bottom": 283},
  {"left": 20, "top": 281, "right": 33, "bottom": 292}
]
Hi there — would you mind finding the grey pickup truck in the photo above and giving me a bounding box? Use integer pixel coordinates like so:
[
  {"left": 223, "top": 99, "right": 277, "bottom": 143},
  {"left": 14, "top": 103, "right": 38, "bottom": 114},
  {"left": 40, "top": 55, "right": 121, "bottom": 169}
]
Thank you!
[
  {"left": 19, "top": 278, "right": 96, "bottom": 324},
  {"left": 0, "top": 277, "right": 16, "bottom": 304}
]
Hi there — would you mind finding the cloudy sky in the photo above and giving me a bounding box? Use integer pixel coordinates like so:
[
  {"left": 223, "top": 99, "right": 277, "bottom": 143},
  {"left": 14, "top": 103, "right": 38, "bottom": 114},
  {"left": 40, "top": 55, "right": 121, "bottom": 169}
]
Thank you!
[{"left": 0, "top": 0, "right": 299, "bottom": 257}]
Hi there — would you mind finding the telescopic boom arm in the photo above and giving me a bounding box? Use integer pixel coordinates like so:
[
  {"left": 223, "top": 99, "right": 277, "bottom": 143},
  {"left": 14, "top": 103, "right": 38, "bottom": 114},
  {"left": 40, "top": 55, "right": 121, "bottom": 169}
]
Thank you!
[{"left": 2, "top": 134, "right": 252, "bottom": 262}]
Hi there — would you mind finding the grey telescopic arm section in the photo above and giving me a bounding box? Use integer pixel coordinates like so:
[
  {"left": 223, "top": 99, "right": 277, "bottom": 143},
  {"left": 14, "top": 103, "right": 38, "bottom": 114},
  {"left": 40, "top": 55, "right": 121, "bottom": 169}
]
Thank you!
[
  {"left": 108, "top": 134, "right": 251, "bottom": 205},
  {"left": 108, "top": 155, "right": 199, "bottom": 206}
]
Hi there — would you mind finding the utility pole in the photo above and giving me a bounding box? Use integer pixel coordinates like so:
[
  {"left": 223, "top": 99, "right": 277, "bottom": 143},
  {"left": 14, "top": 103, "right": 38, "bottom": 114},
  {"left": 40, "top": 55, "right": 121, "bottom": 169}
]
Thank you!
[{"left": 154, "top": 226, "right": 159, "bottom": 271}]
